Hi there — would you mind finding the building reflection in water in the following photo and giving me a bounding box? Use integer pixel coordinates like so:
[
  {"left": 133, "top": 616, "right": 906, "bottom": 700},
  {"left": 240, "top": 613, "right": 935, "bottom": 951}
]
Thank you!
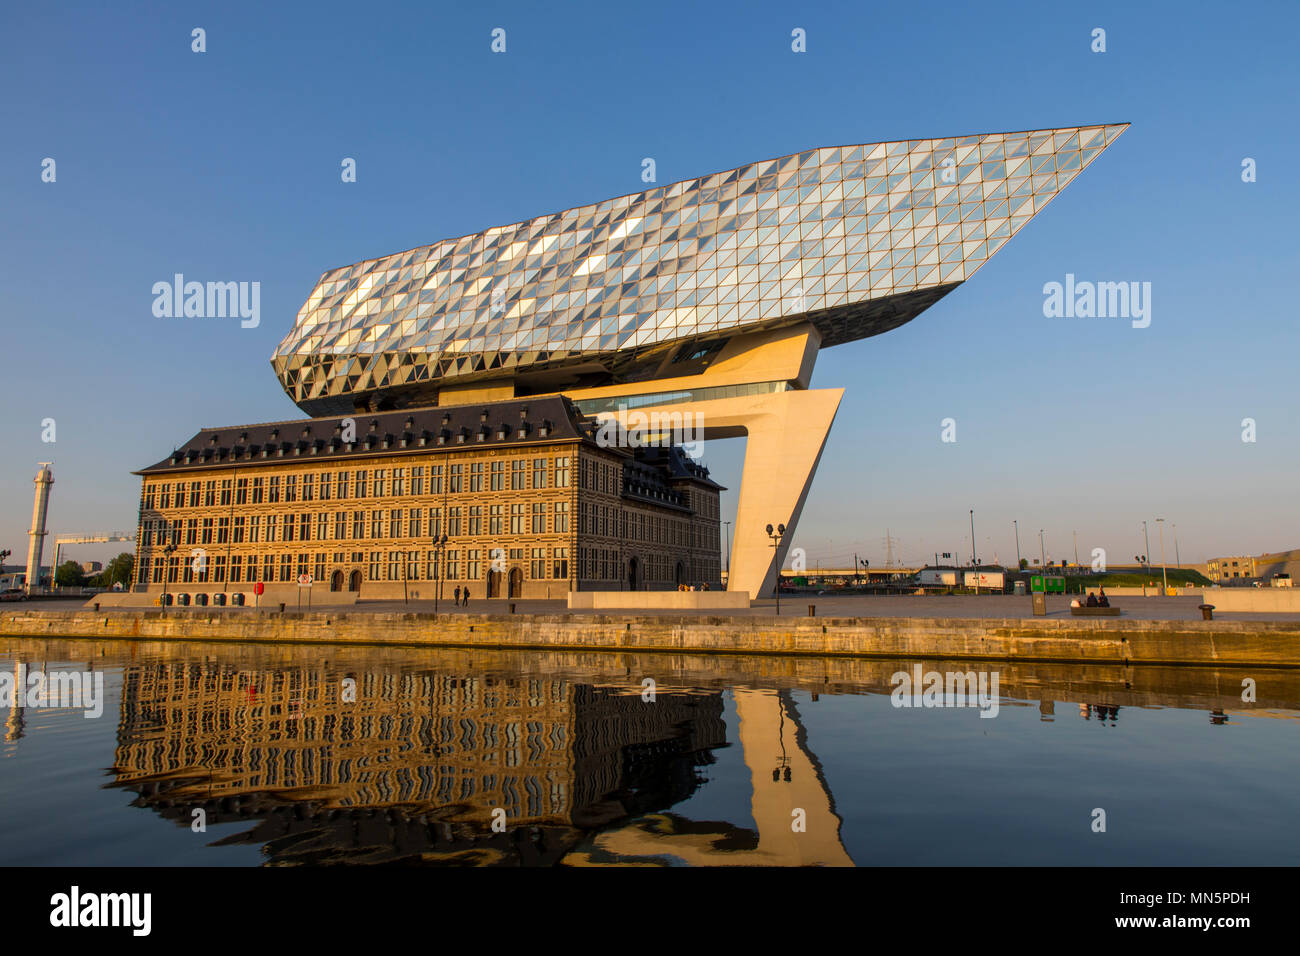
[{"left": 107, "top": 660, "right": 746, "bottom": 864}]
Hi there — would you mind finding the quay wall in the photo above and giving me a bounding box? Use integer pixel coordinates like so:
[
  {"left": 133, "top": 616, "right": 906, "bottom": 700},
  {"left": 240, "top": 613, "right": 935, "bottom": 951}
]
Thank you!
[{"left": 3, "top": 608, "right": 1300, "bottom": 668}]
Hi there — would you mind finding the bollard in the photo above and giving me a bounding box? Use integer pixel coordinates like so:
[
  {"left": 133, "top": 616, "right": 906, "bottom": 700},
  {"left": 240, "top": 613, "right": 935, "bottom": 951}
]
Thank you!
[
  {"left": 1199, "top": 604, "right": 1215, "bottom": 621},
  {"left": 93, "top": 603, "right": 100, "bottom": 612},
  {"left": 509, "top": 602, "right": 516, "bottom": 614},
  {"left": 808, "top": 604, "right": 816, "bottom": 617},
  {"left": 279, "top": 602, "right": 286, "bottom": 614}
]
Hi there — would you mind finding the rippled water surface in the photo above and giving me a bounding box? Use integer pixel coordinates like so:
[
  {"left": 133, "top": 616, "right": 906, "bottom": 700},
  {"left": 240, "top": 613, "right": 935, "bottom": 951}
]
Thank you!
[{"left": 2, "top": 637, "right": 1296, "bottom": 866}]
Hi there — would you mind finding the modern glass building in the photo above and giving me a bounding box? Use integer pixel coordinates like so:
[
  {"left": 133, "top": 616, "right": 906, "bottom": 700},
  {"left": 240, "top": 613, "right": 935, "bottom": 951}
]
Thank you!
[{"left": 262, "top": 124, "right": 1127, "bottom": 598}]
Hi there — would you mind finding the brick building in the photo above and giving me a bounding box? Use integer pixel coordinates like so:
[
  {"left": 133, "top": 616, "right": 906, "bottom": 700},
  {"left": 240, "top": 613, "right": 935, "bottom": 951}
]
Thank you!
[{"left": 131, "top": 395, "right": 722, "bottom": 605}]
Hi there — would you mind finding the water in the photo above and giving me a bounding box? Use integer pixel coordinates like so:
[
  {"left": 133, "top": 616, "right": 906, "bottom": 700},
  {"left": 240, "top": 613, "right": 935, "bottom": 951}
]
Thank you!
[{"left": 2, "top": 637, "right": 1296, "bottom": 866}]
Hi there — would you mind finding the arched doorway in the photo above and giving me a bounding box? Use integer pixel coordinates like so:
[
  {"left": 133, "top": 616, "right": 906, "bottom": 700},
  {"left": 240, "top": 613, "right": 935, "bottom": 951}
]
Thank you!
[
  {"left": 348, "top": 570, "right": 362, "bottom": 592},
  {"left": 674, "top": 561, "right": 685, "bottom": 587},
  {"left": 487, "top": 569, "right": 502, "bottom": 598},
  {"left": 330, "top": 570, "right": 344, "bottom": 592},
  {"left": 627, "top": 557, "right": 639, "bottom": 590},
  {"left": 508, "top": 567, "right": 523, "bottom": 598}
]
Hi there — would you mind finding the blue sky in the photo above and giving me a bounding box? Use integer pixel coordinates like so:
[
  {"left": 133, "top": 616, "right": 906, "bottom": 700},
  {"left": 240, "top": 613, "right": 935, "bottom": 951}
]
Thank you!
[{"left": 2, "top": 0, "right": 1297, "bottom": 569}]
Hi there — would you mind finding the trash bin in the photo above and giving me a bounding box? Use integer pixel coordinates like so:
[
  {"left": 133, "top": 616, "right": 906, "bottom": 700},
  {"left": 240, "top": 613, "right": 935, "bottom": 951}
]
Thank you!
[
  {"left": 1199, "top": 604, "right": 1215, "bottom": 621},
  {"left": 808, "top": 604, "right": 816, "bottom": 617}
]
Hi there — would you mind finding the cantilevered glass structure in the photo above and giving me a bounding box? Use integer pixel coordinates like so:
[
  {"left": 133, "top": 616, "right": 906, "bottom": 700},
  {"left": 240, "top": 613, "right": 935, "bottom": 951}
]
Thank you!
[{"left": 271, "top": 124, "right": 1128, "bottom": 598}]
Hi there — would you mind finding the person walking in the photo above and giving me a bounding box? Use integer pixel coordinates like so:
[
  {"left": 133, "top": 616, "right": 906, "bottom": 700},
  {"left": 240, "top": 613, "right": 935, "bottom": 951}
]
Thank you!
[
  {"left": 454, "top": 585, "right": 461, "bottom": 606},
  {"left": 462, "top": 586, "right": 470, "bottom": 607}
]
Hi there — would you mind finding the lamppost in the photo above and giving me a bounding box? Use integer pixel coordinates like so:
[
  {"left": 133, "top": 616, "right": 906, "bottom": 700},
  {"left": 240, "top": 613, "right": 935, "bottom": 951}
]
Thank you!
[
  {"left": 1013, "top": 520, "right": 1022, "bottom": 569},
  {"left": 859, "top": 557, "right": 870, "bottom": 588},
  {"left": 969, "top": 510, "right": 977, "bottom": 568},
  {"left": 1156, "top": 518, "right": 1169, "bottom": 595},
  {"left": 161, "top": 542, "right": 177, "bottom": 607},
  {"left": 1039, "top": 530, "right": 1046, "bottom": 570},
  {"left": 1173, "top": 523, "right": 1180, "bottom": 568},
  {"left": 766, "top": 523, "right": 786, "bottom": 615},
  {"left": 1142, "top": 521, "right": 1152, "bottom": 574},
  {"left": 1135, "top": 554, "right": 1148, "bottom": 596},
  {"left": 432, "top": 533, "right": 448, "bottom": 613},
  {"left": 723, "top": 521, "right": 732, "bottom": 579}
]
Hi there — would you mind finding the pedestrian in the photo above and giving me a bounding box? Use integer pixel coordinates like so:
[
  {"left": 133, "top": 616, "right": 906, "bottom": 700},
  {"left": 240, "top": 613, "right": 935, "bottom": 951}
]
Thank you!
[
  {"left": 462, "top": 586, "right": 470, "bottom": 607},
  {"left": 454, "top": 585, "right": 461, "bottom": 606}
]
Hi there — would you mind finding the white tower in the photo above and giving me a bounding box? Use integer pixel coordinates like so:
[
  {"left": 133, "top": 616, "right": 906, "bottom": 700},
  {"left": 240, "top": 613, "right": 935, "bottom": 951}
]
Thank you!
[{"left": 25, "top": 463, "right": 53, "bottom": 592}]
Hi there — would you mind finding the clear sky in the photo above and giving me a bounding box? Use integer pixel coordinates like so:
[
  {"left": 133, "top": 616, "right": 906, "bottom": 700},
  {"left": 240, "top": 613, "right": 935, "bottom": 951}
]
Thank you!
[{"left": 2, "top": 0, "right": 1297, "bottom": 570}]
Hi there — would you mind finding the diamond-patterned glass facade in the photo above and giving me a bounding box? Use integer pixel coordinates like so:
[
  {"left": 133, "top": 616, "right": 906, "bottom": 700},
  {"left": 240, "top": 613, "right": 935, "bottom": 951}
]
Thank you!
[{"left": 273, "top": 125, "right": 1126, "bottom": 413}]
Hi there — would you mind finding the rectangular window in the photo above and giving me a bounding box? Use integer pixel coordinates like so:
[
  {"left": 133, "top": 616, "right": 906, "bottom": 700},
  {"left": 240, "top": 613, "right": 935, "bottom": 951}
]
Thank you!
[
  {"left": 268, "top": 476, "right": 280, "bottom": 503},
  {"left": 555, "top": 456, "right": 571, "bottom": 487},
  {"left": 285, "top": 475, "right": 297, "bottom": 503},
  {"left": 511, "top": 460, "right": 526, "bottom": 490},
  {"left": 467, "top": 549, "right": 481, "bottom": 580},
  {"left": 430, "top": 465, "right": 442, "bottom": 495},
  {"left": 355, "top": 470, "right": 367, "bottom": 498},
  {"left": 446, "top": 550, "right": 459, "bottom": 580},
  {"left": 352, "top": 510, "right": 364, "bottom": 539},
  {"left": 204, "top": 481, "right": 216, "bottom": 507},
  {"left": 409, "top": 508, "right": 422, "bottom": 538},
  {"left": 426, "top": 550, "right": 439, "bottom": 580},
  {"left": 314, "top": 552, "right": 326, "bottom": 581},
  {"left": 430, "top": 507, "right": 442, "bottom": 537},
  {"left": 303, "top": 474, "right": 314, "bottom": 501},
  {"left": 186, "top": 518, "right": 198, "bottom": 546},
  {"left": 249, "top": 514, "right": 260, "bottom": 543},
  {"left": 282, "top": 513, "right": 295, "bottom": 542},
  {"left": 368, "top": 551, "right": 380, "bottom": 581},
  {"left": 335, "top": 511, "right": 347, "bottom": 540},
  {"left": 532, "top": 502, "right": 545, "bottom": 534},
  {"left": 252, "top": 477, "right": 264, "bottom": 504},
  {"left": 320, "top": 473, "right": 331, "bottom": 501},
  {"left": 337, "top": 471, "right": 349, "bottom": 499},
  {"left": 449, "top": 464, "right": 463, "bottom": 493},
  {"left": 217, "top": 516, "right": 229, "bottom": 545},
  {"left": 189, "top": 484, "right": 201, "bottom": 507},
  {"left": 389, "top": 509, "right": 402, "bottom": 538},
  {"left": 280, "top": 554, "right": 293, "bottom": 582},
  {"left": 448, "top": 507, "right": 461, "bottom": 536},
  {"left": 263, "top": 554, "right": 274, "bottom": 582},
  {"left": 236, "top": 478, "right": 248, "bottom": 505},
  {"left": 370, "top": 509, "right": 383, "bottom": 539},
  {"left": 554, "top": 501, "right": 570, "bottom": 534},
  {"left": 213, "top": 554, "right": 226, "bottom": 583},
  {"left": 489, "top": 505, "right": 502, "bottom": 535},
  {"left": 553, "top": 547, "right": 568, "bottom": 580},
  {"left": 300, "top": 512, "right": 311, "bottom": 541},
  {"left": 388, "top": 551, "right": 399, "bottom": 581},
  {"left": 316, "top": 512, "right": 329, "bottom": 541},
  {"left": 533, "top": 458, "right": 546, "bottom": 488},
  {"left": 392, "top": 468, "right": 405, "bottom": 497},
  {"left": 470, "top": 462, "right": 483, "bottom": 493},
  {"left": 220, "top": 479, "right": 232, "bottom": 506},
  {"left": 490, "top": 460, "right": 504, "bottom": 491},
  {"left": 510, "top": 503, "right": 525, "bottom": 535},
  {"left": 372, "top": 470, "right": 385, "bottom": 497},
  {"left": 468, "top": 505, "right": 482, "bottom": 536},
  {"left": 411, "top": 467, "right": 424, "bottom": 496},
  {"left": 531, "top": 547, "right": 545, "bottom": 579},
  {"left": 230, "top": 555, "right": 242, "bottom": 583}
]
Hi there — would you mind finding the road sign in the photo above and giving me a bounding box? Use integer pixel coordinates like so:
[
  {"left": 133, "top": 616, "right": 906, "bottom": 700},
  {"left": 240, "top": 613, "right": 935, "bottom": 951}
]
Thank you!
[
  {"left": 298, "top": 574, "right": 313, "bottom": 587},
  {"left": 253, "top": 581, "right": 264, "bottom": 596}
]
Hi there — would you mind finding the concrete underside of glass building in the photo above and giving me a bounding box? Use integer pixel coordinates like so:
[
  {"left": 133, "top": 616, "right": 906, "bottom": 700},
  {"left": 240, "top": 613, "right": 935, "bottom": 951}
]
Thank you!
[{"left": 132, "top": 125, "right": 1128, "bottom": 604}]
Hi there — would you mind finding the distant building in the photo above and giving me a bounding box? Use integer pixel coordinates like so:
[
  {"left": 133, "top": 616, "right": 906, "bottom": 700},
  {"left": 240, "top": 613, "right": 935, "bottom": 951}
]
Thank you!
[
  {"left": 1206, "top": 550, "right": 1300, "bottom": 584},
  {"left": 81, "top": 561, "right": 103, "bottom": 574}
]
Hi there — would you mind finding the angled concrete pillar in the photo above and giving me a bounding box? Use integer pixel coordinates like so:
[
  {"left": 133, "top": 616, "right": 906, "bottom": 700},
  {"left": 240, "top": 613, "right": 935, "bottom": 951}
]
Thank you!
[{"left": 594, "top": 385, "right": 842, "bottom": 599}]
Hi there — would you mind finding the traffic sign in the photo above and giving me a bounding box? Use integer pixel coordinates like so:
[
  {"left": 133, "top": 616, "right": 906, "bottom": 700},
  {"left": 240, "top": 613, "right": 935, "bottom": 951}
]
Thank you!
[
  {"left": 298, "top": 574, "right": 313, "bottom": 587},
  {"left": 253, "top": 581, "right": 265, "bottom": 596}
]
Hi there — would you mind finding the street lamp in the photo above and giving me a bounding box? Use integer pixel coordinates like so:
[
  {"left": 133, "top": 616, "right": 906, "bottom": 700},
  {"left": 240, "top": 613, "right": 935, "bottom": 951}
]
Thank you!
[
  {"left": 160, "top": 542, "right": 177, "bottom": 607},
  {"left": 1013, "top": 520, "right": 1021, "bottom": 569},
  {"left": 766, "top": 523, "right": 786, "bottom": 615},
  {"left": 1156, "top": 518, "right": 1169, "bottom": 595},
  {"left": 432, "top": 533, "right": 449, "bottom": 613},
  {"left": 1039, "top": 530, "right": 1046, "bottom": 570},
  {"left": 723, "top": 520, "right": 732, "bottom": 578}
]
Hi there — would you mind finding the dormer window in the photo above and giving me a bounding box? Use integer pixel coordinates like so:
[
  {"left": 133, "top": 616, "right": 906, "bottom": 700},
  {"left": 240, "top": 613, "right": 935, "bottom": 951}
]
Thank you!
[
  {"left": 480, "top": 409, "right": 489, "bottom": 423},
  {"left": 442, "top": 413, "right": 451, "bottom": 426},
  {"left": 496, "top": 426, "right": 508, "bottom": 440},
  {"left": 404, "top": 417, "right": 414, "bottom": 430},
  {"left": 270, "top": 429, "right": 279, "bottom": 440},
  {"left": 301, "top": 427, "right": 311, "bottom": 438},
  {"left": 369, "top": 420, "right": 378, "bottom": 433},
  {"left": 208, "top": 434, "right": 219, "bottom": 445}
]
